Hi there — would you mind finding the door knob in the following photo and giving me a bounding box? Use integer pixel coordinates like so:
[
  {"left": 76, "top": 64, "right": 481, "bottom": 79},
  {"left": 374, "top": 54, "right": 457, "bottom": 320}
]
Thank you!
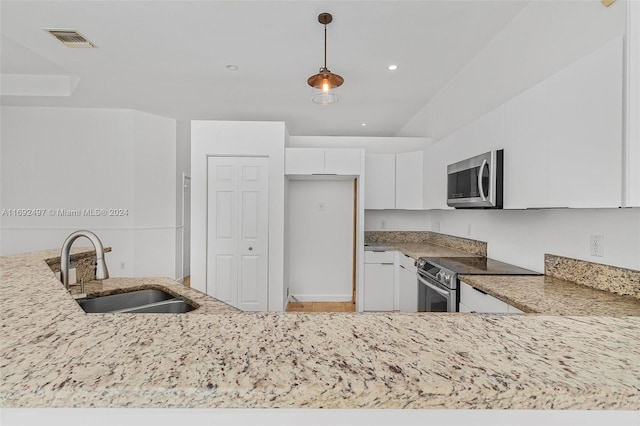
[{"left": 248, "top": 247, "right": 253, "bottom": 251}]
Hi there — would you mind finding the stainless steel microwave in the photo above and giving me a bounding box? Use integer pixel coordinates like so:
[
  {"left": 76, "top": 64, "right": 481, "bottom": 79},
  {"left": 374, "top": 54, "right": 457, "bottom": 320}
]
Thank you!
[{"left": 447, "top": 150, "right": 503, "bottom": 209}]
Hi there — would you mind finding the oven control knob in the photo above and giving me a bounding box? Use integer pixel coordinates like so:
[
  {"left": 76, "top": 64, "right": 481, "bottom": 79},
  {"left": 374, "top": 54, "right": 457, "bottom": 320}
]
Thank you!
[{"left": 443, "top": 274, "right": 452, "bottom": 285}]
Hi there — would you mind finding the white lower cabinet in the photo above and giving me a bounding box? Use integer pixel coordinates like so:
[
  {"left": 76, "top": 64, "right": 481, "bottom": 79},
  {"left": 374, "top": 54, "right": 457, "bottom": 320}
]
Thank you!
[
  {"left": 398, "top": 254, "right": 418, "bottom": 312},
  {"left": 459, "top": 281, "right": 523, "bottom": 314},
  {"left": 363, "top": 251, "right": 394, "bottom": 311}
]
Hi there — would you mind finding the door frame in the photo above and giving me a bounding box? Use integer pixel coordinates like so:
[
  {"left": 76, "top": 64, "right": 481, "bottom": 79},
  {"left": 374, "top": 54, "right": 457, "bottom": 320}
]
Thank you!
[{"left": 181, "top": 173, "right": 191, "bottom": 283}]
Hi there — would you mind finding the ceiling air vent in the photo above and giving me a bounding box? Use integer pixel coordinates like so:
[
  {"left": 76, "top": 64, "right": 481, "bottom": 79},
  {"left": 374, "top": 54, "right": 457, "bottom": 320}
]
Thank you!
[{"left": 45, "top": 29, "right": 95, "bottom": 48}]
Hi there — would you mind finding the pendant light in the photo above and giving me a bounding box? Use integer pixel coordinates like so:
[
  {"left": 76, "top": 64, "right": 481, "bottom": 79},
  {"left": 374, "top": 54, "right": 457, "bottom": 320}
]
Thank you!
[{"left": 307, "top": 13, "right": 344, "bottom": 105}]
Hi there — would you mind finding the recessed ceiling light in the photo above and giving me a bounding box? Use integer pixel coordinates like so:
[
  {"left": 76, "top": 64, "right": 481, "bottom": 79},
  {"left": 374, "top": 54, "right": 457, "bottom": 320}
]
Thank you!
[
  {"left": 388, "top": 64, "right": 398, "bottom": 71},
  {"left": 361, "top": 123, "right": 367, "bottom": 127},
  {"left": 225, "top": 64, "right": 239, "bottom": 71}
]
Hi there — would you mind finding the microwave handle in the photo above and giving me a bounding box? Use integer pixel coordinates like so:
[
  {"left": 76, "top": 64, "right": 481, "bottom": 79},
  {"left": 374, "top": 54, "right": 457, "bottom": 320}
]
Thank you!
[{"left": 477, "top": 159, "right": 488, "bottom": 201}]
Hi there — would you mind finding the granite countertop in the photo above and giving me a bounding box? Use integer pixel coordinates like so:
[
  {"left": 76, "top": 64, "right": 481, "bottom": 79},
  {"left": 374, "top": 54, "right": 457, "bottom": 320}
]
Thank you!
[
  {"left": 1, "top": 249, "right": 640, "bottom": 409},
  {"left": 459, "top": 274, "right": 640, "bottom": 316},
  {"left": 365, "top": 241, "right": 472, "bottom": 259}
]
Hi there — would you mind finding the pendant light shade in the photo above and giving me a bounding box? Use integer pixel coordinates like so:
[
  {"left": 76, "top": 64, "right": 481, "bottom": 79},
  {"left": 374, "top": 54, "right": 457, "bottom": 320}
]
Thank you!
[{"left": 308, "top": 13, "right": 343, "bottom": 105}]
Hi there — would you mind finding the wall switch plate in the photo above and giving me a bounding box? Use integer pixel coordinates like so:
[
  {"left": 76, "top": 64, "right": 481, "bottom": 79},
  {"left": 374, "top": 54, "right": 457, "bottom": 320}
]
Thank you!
[
  {"left": 590, "top": 235, "right": 604, "bottom": 257},
  {"left": 380, "top": 219, "right": 387, "bottom": 230},
  {"left": 318, "top": 201, "right": 325, "bottom": 212}
]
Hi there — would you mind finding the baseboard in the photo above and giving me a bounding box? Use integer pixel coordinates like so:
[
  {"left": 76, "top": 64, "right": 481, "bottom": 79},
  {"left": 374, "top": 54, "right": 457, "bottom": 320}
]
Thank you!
[{"left": 289, "top": 294, "right": 352, "bottom": 302}]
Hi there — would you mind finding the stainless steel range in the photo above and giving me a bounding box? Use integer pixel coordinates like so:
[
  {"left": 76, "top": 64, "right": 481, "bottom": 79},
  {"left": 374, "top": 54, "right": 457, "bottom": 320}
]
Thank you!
[{"left": 415, "top": 256, "right": 539, "bottom": 312}]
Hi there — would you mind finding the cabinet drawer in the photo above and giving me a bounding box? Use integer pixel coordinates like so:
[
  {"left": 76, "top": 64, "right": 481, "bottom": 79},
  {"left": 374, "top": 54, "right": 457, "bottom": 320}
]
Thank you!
[
  {"left": 460, "top": 281, "right": 509, "bottom": 313},
  {"left": 399, "top": 254, "right": 416, "bottom": 272},
  {"left": 364, "top": 263, "right": 394, "bottom": 311},
  {"left": 364, "top": 250, "right": 395, "bottom": 264}
]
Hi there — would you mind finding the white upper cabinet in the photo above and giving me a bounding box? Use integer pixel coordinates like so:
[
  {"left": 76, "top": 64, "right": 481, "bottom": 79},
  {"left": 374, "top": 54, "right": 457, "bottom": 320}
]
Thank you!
[
  {"left": 423, "top": 38, "right": 624, "bottom": 210},
  {"left": 395, "top": 151, "right": 424, "bottom": 210},
  {"left": 285, "top": 148, "right": 361, "bottom": 176},
  {"left": 624, "top": 0, "right": 640, "bottom": 207},
  {"left": 365, "top": 151, "right": 424, "bottom": 210},
  {"left": 504, "top": 37, "right": 623, "bottom": 209},
  {"left": 285, "top": 148, "right": 324, "bottom": 175},
  {"left": 324, "top": 148, "right": 362, "bottom": 175},
  {"left": 365, "top": 153, "right": 396, "bottom": 209}
]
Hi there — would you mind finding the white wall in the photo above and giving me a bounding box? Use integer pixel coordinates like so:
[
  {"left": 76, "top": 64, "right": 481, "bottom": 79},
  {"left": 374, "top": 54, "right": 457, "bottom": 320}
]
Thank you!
[
  {"left": 392, "top": 0, "right": 639, "bottom": 274},
  {"left": 190, "top": 120, "right": 286, "bottom": 311},
  {"left": 428, "top": 208, "right": 640, "bottom": 273},
  {"left": 174, "top": 120, "right": 191, "bottom": 281},
  {"left": 0, "top": 106, "right": 178, "bottom": 278},
  {"left": 132, "top": 111, "right": 177, "bottom": 277},
  {"left": 289, "top": 136, "right": 430, "bottom": 153},
  {"left": 365, "top": 210, "right": 429, "bottom": 232},
  {"left": 288, "top": 179, "right": 354, "bottom": 301},
  {"left": 399, "top": 0, "right": 627, "bottom": 141}
]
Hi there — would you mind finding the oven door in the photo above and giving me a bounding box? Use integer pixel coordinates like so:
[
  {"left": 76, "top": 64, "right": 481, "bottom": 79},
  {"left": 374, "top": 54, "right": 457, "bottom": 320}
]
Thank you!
[{"left": 417, "top": 273, "right": 456, "bottom": 312}]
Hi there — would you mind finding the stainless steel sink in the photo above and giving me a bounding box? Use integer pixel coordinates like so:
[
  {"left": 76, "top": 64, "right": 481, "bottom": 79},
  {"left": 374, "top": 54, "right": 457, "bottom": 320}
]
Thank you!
[{"left": 76, "top": 289, "right": 195, "bottom": 314}]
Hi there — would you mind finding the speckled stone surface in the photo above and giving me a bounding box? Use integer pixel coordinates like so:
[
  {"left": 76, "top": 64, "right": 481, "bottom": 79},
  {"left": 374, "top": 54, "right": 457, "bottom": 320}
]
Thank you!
[
  {"left": 2, "top": 249, "right": 640, "bottom": 409},
  {"left": 365, "top": 231, "right": 486, "bottom": 257},
  {"left": 73, "top": 277, "right": 239, "bottom": 315},
  {"left": 365, "top": 242, "right": 473, "bottom": 260},
  {"left": 545, "top": 254, "right": 640, "bottom": 299},
  {"left": 459, "top": 275, "right": 640, "bottom": 316}
]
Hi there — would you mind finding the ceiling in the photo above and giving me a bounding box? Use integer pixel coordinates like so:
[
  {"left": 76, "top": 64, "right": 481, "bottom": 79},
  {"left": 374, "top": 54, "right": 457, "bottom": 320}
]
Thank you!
[{"left": 0, "top": 1, "right": 528, "bottom": 136}]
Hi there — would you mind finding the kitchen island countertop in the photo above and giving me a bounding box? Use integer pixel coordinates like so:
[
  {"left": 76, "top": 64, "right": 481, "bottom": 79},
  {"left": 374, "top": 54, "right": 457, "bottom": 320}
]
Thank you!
[
  {"left": 459, "top": 274, "right": 640, "bottom": 316},
  {"left": 1, "top": 248, "right": 639, "bottom": 409}
]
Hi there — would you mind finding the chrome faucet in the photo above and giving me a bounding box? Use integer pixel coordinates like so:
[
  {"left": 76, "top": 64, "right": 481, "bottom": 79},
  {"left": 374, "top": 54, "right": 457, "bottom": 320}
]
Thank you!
[{"left": 60, "top": 230, "right": 109, "bottom": 291}]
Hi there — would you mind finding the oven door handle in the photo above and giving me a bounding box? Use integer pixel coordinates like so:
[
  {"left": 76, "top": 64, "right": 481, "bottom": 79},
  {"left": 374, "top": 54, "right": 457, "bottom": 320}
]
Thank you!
[
  {"left": 418, "top": 274, "right": 450, "bottom": 298},
  {"left": 477, "top": 158, "right": 488, "bottom": 202}
]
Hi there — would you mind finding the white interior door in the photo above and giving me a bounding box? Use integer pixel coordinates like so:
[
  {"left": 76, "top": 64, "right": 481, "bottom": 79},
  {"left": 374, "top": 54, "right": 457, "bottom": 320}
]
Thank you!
[{"left": 207, "top": 157, "right": 268, "bottom": 311}]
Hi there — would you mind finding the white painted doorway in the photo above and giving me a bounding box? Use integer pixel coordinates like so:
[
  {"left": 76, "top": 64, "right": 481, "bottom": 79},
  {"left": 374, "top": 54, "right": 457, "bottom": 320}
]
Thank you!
[
  {"left": 287, "top": 178, "right": 355, "bottom": 302},
  {"left": 182, "top": 174, "right": 191, "bottom": 281},
  {"left": 207, "top": 156, "right": 269, "bottom": 311}
]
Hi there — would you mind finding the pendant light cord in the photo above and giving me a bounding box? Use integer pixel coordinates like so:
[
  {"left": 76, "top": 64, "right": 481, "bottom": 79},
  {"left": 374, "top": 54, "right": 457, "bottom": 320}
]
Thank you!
[{"left": 324, "top": 25, "right": 327, "bottom": 69}]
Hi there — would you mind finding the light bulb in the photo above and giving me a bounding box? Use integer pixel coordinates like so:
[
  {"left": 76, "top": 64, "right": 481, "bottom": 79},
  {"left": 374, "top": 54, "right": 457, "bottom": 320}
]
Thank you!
[{"left": 322, "top": 78, "right": 330, "bottom": 93}]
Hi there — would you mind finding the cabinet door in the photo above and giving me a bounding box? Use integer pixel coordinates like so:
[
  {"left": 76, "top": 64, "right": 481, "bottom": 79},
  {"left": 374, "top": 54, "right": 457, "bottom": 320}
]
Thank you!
[
  {"left": 423, "top": 140, "right": 454, "bottom": 210},
  {"left": 545, "top": 37, "right": 622, "bottom": 208},
  {"left": 324, "top": 149, "right": 362, "bottom": 175},
  {"left": 285, "top": 148, "right": 324, "bottom": 175},
  {"left": 504, "top": 38, "right": 623, "bottom": 209},
  {"left": 365, "top": 153, "right": 396, "bottom": 209},
  {"left": 395, "top": 151, "right": 424, "bottom": 210},
  {"left": 398, "top": 265, "right": 418, "bottom": 312},
  {"left": 459, "top": 281, "right": 509, "bottom": 314},
  {"left": 363, "top": 263, "right": 394, "bottom": 311}
]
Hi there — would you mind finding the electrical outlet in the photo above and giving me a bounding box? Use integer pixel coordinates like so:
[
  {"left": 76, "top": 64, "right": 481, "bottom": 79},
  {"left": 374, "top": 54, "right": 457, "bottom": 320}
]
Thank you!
[
  {"left": 590, "top": 235, "right": 604, "bottom": 257},
  {"left": 467, "top": 224, "right": 472, "bottom": 236},
  {"left": 380, "top": 219, "right": 386, "bottom": 230},
  {"left": 120, "top": 262, "right": 125, "bottom": 270},
  {"left": 318, "top": 201, "right": 325, "bottom": 212}
]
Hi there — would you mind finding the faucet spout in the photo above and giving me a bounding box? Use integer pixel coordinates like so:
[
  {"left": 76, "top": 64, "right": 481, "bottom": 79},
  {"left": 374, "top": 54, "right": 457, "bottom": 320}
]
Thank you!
[{"left": 60, "top": 230, "right": 109, "bottom": 291}]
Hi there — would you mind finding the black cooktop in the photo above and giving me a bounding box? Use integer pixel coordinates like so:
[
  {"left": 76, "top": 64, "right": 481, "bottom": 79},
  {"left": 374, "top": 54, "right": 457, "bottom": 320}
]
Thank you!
[{"left": 421, "top": 256, "right": 540, "bottom": 276}]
